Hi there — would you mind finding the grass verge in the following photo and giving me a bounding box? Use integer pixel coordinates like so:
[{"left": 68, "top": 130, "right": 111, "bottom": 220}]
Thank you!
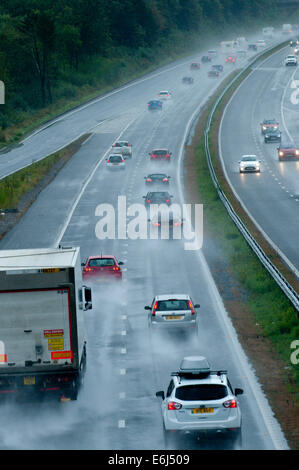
[{"left": 184, "top": 61, "right": 299, "bottom": 448}]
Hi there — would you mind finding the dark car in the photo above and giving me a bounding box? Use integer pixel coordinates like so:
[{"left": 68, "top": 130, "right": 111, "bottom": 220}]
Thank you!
[
  {"left": 212, "top": 64, "right": 223, "bottom": 72},
  {"left": 248, "top": 44, "right": 257, "bottom": 51},
  {"left": 145, "top": 173, "right": 170, "bottom": 186},
  {"left": 149, "top": 148, "right": 172, "bottom": 162},
  {"left": 143, "top": 191, "right": 173, "bottom": 208},
  {"left": 148, "top": 100, "right": 162, "bottom": 111},
  {"left": 190, "top": 62, "right": 201, "bottom": 70},
  {"left": 182, "top": 76, "right": 194, "bottom": 84},
  {"left": 201, "top": 55, "right": 212, "bottom": 63},
  {"left": 208, "top": 70, "right": 219, "bottom": 78},
  {"left": 264, "top": 128, "right": 281, "bottom": 143},
  {"left": 277, "top": 143, "right": 299, "bottom": 161}
]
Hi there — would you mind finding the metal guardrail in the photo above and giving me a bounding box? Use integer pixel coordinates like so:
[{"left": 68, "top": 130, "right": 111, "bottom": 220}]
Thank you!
[{"left": 204, "top": 41, "right": 299, "bottom": 312}]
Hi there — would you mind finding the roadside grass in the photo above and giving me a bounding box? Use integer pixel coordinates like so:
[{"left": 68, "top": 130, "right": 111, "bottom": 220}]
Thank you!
[
  {"left": 191, "top": 57, "right": 299, "bottom": 397},
  {"left": 0, "top": 134, "right": 89, "bottom": 210}
]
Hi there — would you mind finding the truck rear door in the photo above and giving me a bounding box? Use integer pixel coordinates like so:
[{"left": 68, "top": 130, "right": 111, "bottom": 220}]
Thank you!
[{"left": 0, "top": 288, "right": 73, "bottom": 369}]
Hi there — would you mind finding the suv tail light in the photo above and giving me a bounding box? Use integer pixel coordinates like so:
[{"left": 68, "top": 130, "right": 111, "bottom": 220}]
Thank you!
[
  {"left": 223, "top": 399, "right": 237, "bottom": 408},
  {"left": 188, "top": 300, "right": 195, "bottom": 315},
  {"left": 168, "top": 401, "right": 182, "bottom": 410}
]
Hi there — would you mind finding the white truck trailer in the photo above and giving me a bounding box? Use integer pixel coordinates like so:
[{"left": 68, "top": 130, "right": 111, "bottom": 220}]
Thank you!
[{"left": 0, "top": 247, "right": 92, "bottom": 401}]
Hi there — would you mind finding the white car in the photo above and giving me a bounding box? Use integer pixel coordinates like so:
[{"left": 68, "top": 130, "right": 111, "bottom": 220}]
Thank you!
[
  {"left": 257, "top": 39, "right": 266, "bottom": 47},
  {"left": 156, "top": 356, "right": 244, "bottom": 448},
  {"left": 111, "top": 140, "right": 132, "bottom": 158},
  {"left": 239, "top": 155, "right": 260, "bottom": 173},
  {"left": 145, "top": 294, "right": 200, "bottom": 328},
  {"left": 207, "top": 49, "right": 217, "bottom": 58},
  {"left": 285, "top": 55, "right": 297, "bottom": 66},
  {"left": 106, "top": 154, "right": 125, "bottom": 170},
  {"left": 158, "top": 90, "right": 172, "bottom": 100}
]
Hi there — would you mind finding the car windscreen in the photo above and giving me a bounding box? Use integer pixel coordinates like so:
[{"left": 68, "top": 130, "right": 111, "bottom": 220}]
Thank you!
[
  {"left": 89, "top": 258, "right": 115, "bottom": 267},
  {"left": 157, "top": 299, "right": 190, "bottom": 311},
  {"left": 109, "top": 156, "right": 122, "bottom": 162},
  {"left": 175, "top": 384, "right": 228, "bottom": 401}
]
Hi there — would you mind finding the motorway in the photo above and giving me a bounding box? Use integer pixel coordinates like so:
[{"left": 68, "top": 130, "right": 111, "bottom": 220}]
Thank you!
[
  {"left": 220, "top": 45, "right": 299, "bottom": 276},
  {"left": 0, "top": 36, "right": 289, "bottom": 450}
]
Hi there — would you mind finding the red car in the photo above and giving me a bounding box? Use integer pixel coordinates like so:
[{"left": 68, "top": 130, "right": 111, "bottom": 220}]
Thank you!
[
  {"left": 277, "top": 143, "right": 299, "bottom": 161},
  {"left": 149, "top": 148, "right": 172, "bottom": 162},
  {"left": 190, "top": 62, "right": 200, "bottom": 70},
  {"left": 225, "top": 56, "right": 236, "bottom": 64},
  {"left": 82, "top": 255, "right": 124, "bottom": 281}
]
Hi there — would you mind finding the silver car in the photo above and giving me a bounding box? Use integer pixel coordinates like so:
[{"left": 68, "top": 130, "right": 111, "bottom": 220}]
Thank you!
[
  {"left": 106, "top": 154, "right": 125, "bottom": 170},
  {"left": 145, "top": 294, "right": 200, "bottom": 328},
  {"left": 156, "top": 356, "right": 244, "bottom": 448},
  {"left": 238, "top": 155, "right": 260, "bottom": 173},
  {"left": 111, "top": 141, "right": 132, "bottom": 158}
]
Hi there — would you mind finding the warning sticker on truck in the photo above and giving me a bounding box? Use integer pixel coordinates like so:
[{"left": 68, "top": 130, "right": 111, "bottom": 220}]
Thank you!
[
  {"left": 48, "top": 338, "right": 64, "bottom": 351},
  {"left": 51, "top": 351, "right": 73, "bottom": 360},
  {"left": 44, "top": 329, "right": 64, "bottom": 338}
]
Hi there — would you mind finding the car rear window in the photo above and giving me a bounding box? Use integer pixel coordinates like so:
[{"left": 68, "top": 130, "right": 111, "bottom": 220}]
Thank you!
[
  {"left": 157, "top": 299, "right": 190, "bottom": 311},
  {"left": 175, "top": 384, "right": 228, "bottom": 401},
  {"left": 89, "top": 258, "right": 115, "bottom": 267},
  {"left": 153, "top": 150, "right": 167, "bottom": 155},
  {"left": 109, "top": 155, "right": 122, "bottom": 162}
]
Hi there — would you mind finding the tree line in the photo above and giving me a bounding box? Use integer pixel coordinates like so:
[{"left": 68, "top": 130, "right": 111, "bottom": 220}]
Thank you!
[{"left": 0, "top": 0, "right": 280, "bottom": 132}]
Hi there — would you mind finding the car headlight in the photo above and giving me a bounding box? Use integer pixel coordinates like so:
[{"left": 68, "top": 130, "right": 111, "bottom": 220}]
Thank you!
[
  {"left": 279, "top": 151, "right": 284, "bottom": 156},
  {"left": 263, "top": 126, "right": 267, "bottom": 130},
  {"left": 265, "top": 134, "right": 269, "bottom": 138},
  {"left": 296, "top": 150, "right": 299, "bottom": 155}
]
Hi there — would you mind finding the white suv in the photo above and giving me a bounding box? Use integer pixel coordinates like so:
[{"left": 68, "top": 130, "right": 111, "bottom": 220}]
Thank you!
[
  {"left": 285, "top": 55, "right": 297, "bottom": 66},
  {"left": 111, "top": 141, "right": 132, "bottom": 158},
  {"left": 156, "top": 356, "right": 244, "bottom": 448}
]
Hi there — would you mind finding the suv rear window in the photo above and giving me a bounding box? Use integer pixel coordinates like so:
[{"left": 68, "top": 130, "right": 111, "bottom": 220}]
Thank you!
[
  {"left": 175, "top": 384, "right": 228, "bottom": 401},
  {"left": 157, "top": 299, "right": 190, "bottom": 311}
]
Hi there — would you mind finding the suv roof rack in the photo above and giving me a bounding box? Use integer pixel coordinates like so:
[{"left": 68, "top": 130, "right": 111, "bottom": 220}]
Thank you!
[{"left": 171, "top": 357, "right": 227, "bottom": 382}]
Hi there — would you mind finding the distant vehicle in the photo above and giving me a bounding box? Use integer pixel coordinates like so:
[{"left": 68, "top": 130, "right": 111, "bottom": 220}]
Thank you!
[
  {"left": 208, "top": 70, "right": 219, "bottom": 78},
  {"left": 289, "top": 38, "right": 299, "bottom": 47},
  {"left": 224, "top": 56, "right": 236, "bottom": 64},
  {"left": 0, "top": 247, "right": 92, "bottom": 401},
  {"left": 143, "top": 191, "right": 173, "bottom": 208},
  {"left": 155, "top": 356, "right": 244, "bottom": 448},
  {"left": 282, "top": 23, "right": 292, "bottom": 34},
  {"left": 207, "top": 50, "right": 217, "bottom": 58},
  {"left": 263, "top": 27, "right": 274, "bottom": 38},
  {"left": 260, "top": 119, "right": 279, "bottom": 134},
  {"left": 82, "top": 255, "right": 124, "bottom": 281},
  {"left": 148, "top": 100, "right": 163, "bottom": 110},
  {"left": 144, "top": 173, "right": 170, "bottom": 186},
  {"left": 145, "top": 295, "right": 200, "bottom": 328},
  {"left": 285, "top": 55, "right": 297, "bottom": 66},
  {"left": 112, "top": 140, "right": 132, "bottom": 158},
  {"left": 106, "top": 154, "right": 125, "bottom": 170},
  {"left": 257, "top": 39, "right": 266, "bottom": 47},
  {"left": 238, "top": 155, "right": 261, "bottom": 173},
  {"left": 264, "top": 128, "right": 281, "bottom": 143},
  {"left": 190, "top": 62, "right": 201, "bottom": 70},
  {"left": 248, "top": 44, "right": 257, "bottom": 51},
  {"left": 149, "top": 148, "right": 172, "bottom": 162},
  {"left": 201, "top": 55, "right": 211, "bottom": 63},
  {"left": 148, "top": 210, "right": 184, "bottom": 237},
  {"left": 277, "top": 143, "right": 299, "bottom": 161},
  {"left": 212, "top": 64, "right": 223, "bottom": 72},
  {"left": 236, "top": 50, "right": 247, "bottom": 58},
  {"left": 293, "top": 46, "right": 299, "bottom": 55},
  {"left": 182, "top": 76, "right": 194, "bottom": 84},
  {"left": 158, "top": 90, "right": 172, "bottom": 100},
  {"left": 220, "top": 40, "right": 237, "bottom": 55}
]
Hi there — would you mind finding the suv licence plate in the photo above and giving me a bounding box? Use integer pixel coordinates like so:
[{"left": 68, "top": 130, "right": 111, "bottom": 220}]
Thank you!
[{"left": 192, "top": 408, "right": 214, "bottom": 414}]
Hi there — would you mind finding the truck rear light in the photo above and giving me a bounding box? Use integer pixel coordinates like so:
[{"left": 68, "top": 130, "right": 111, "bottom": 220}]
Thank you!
[
  {"left": 168, "top": 401, "right": 182, "bottom": 410},
  {"left": 223, "top": 399, "right": 237, "bottom": 408}
]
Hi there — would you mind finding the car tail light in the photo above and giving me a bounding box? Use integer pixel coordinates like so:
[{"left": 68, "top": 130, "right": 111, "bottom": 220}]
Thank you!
[
  {"left": 84, "top": 267, "right": 93, "bottom": 272},
  {"left": 152, "top": 302, "right": 158, "bottom": 316},
  {"left": 154, "top": 222, "right": 161, "bottom": 227},
  {"left": 174, "top": 221, "right": 181, "bottom": 226},
  {"left": 168, "top": 401, "right": 182, "bottom": 410},
  {"left": 146, "top": 178, "right": 152, "bottom": 182},
  {"left": 165, "top": 199, "right": 170, "bottom": 203},
  {"left": 223, "top": 399, "right": 237, "bottom": 408},
  {"left": 107, "top": 159, "right": 110, "bottom": 163},
  {"left": 112, "top": 266, "right": 119, "bottom": 271},
  {"left": 146, "top": 199, "right": 151, "bottom": 203},
  {"left": 166, "top": 154, "right": 170, "bottom": 158},
  {"left": 188, "top": 300, "right": 195, "bottom": 315},
  {"left": 162, "top": 178, "right": 168, "bottom": 182}
]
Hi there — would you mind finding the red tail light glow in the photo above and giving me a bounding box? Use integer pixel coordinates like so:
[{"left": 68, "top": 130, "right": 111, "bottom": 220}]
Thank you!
[
  {"left": 146, "top": 178, "right": 152, "bottom": 182},
  {"left": 188, "top": 300, "right": 195, "bottom": 315},
  {"left": 223, "top": 399, "right": 237, "bottom": 408},
  {"left": 162, "top": 178, "right": 168, "bottom": 182},
  {"left": 165, "top": 199, "right": 170, "bottom": 203},
  {"left": 146, "top": 199, "right": 151, "bottom": 203},
  {"left": 168, "top": 401, "right": 182, "bottom": 410},
  {"left": 152, "top": 302, "right": 158, "bottom": 316}
]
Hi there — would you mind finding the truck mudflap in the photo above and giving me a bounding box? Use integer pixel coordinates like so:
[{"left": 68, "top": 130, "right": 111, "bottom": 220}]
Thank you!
[{"left": 0, "top": 370, "right": 82, "bottom": 401}]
